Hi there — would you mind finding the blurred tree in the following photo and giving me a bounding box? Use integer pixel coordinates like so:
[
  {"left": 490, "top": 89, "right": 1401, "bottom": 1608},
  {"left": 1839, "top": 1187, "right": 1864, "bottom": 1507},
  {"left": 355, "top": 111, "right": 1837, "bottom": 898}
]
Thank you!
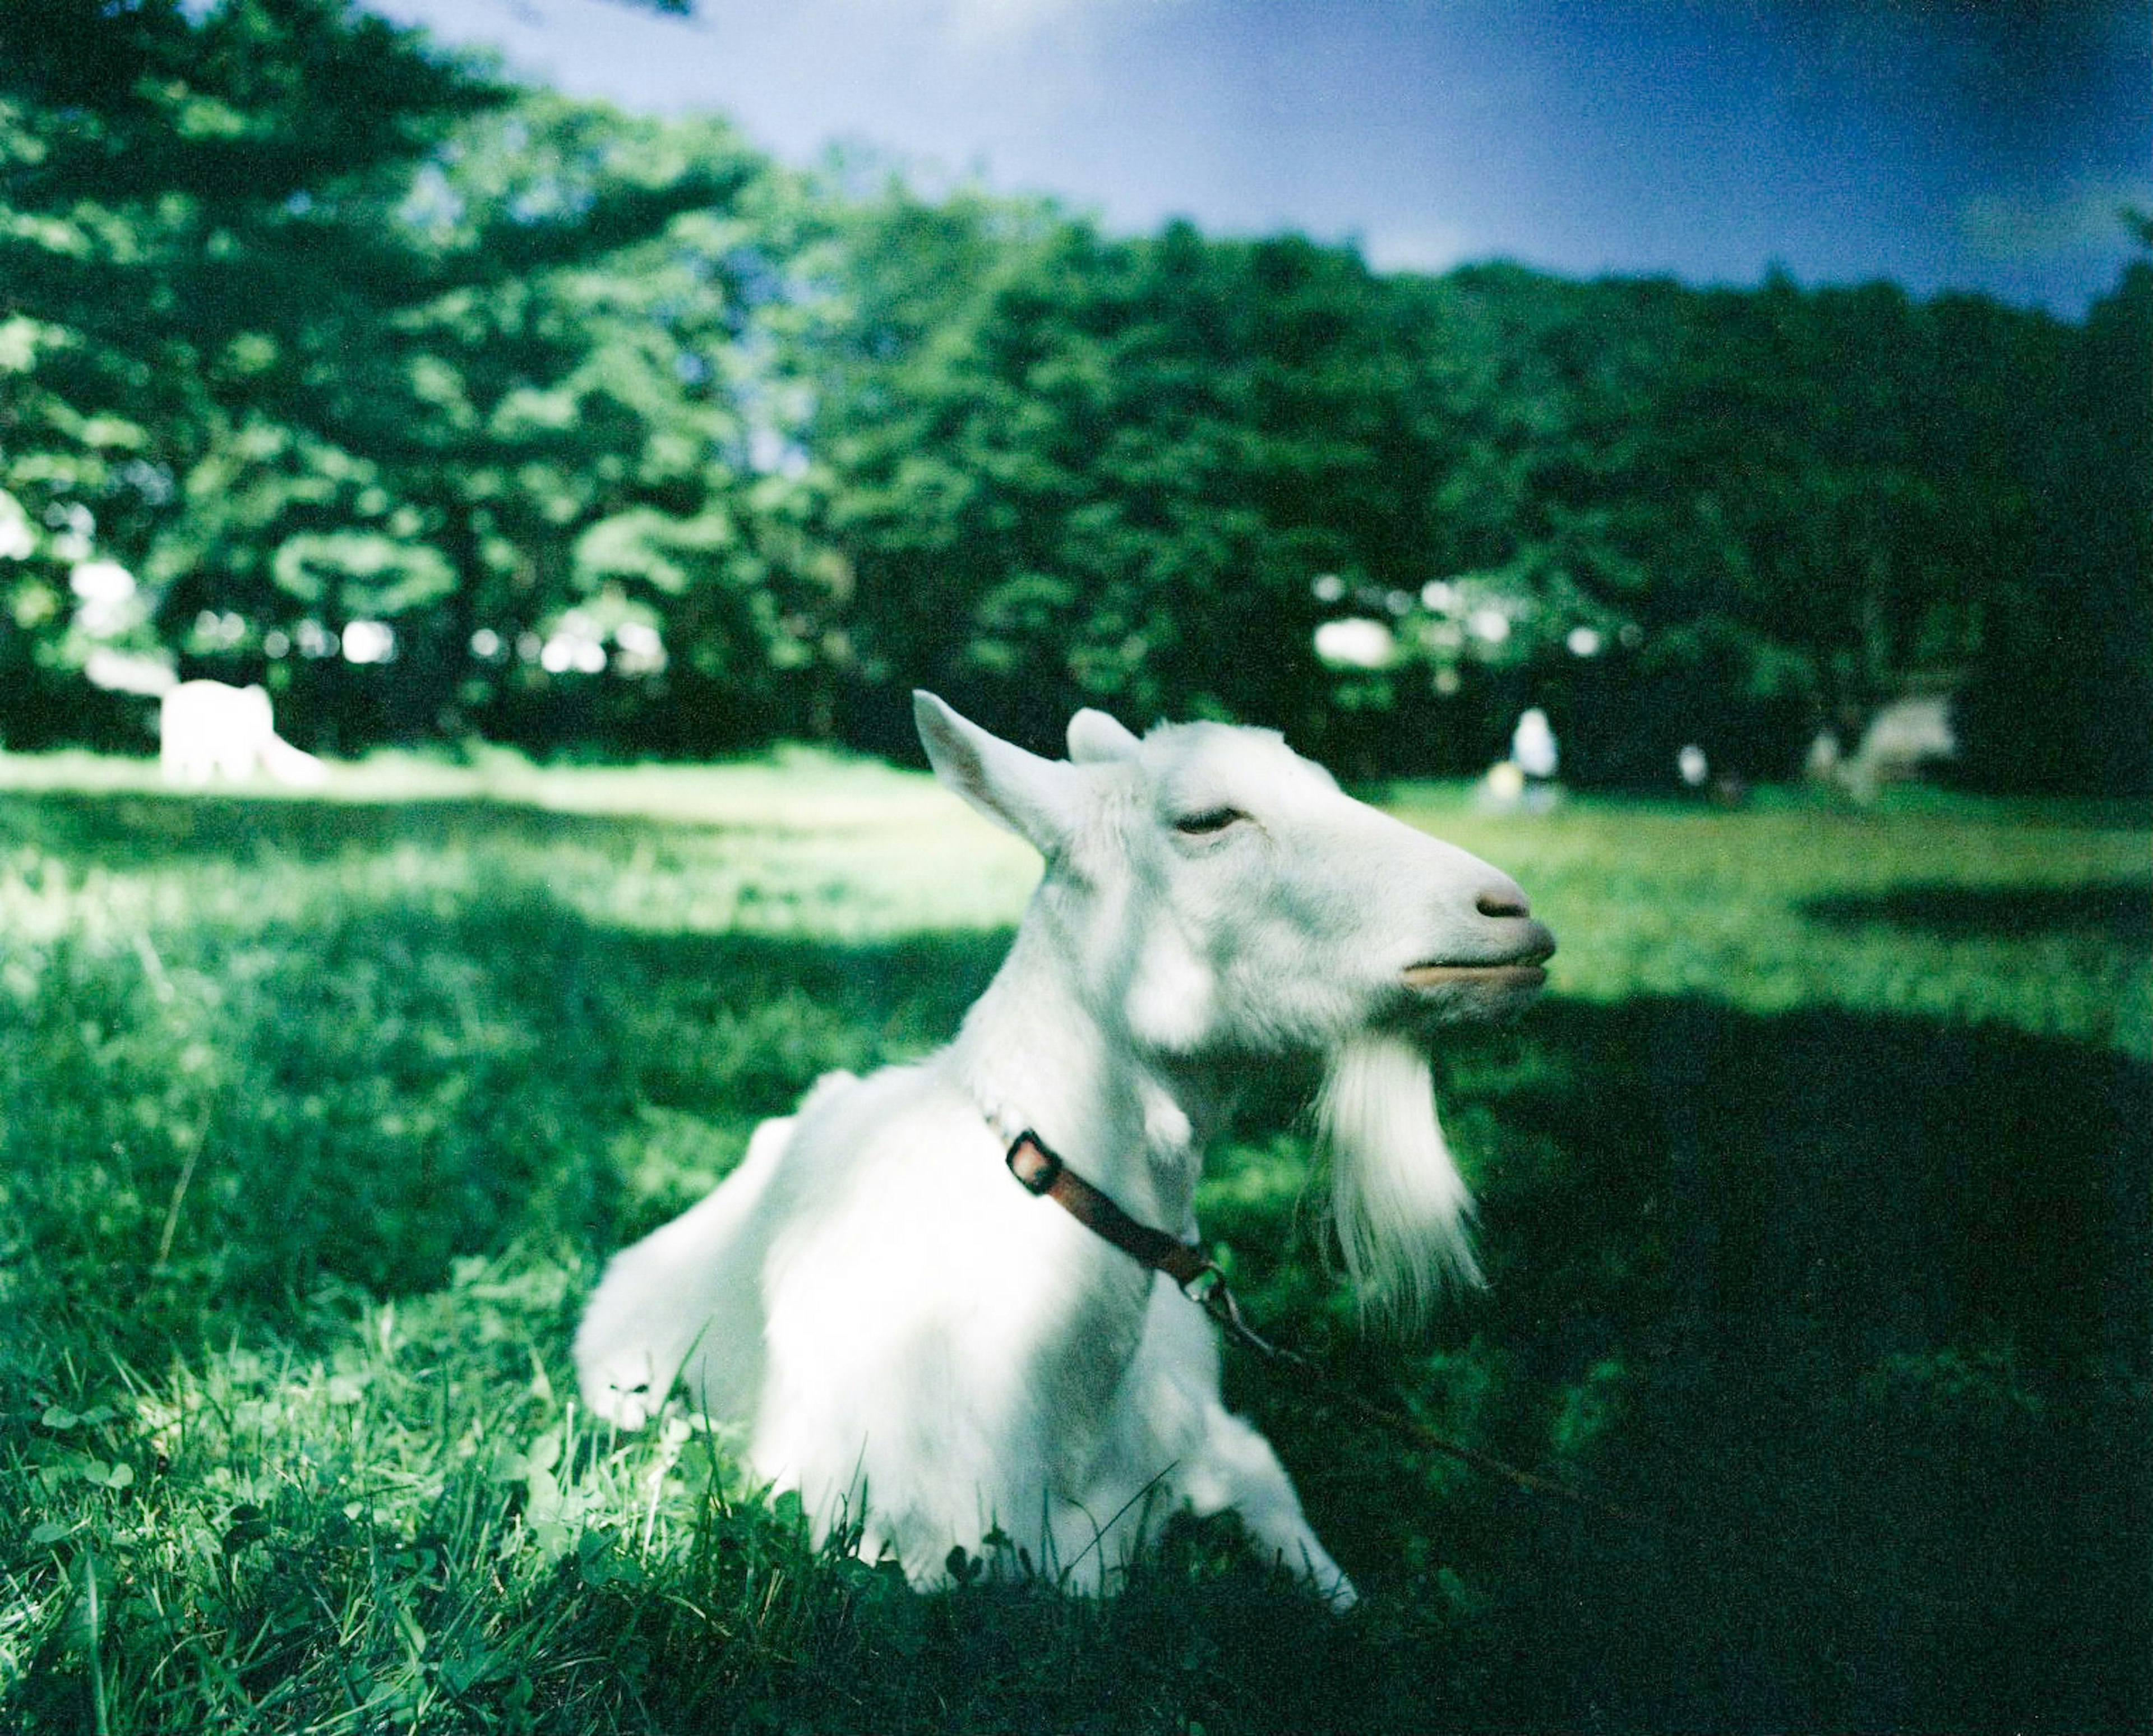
[
  {"left": 0, "top": 2, "right": 792, "bottom": 754},
  {"left": 1398, "top": 267, "right": 2074, "bottom": 787},
  {"left": 146, "top": 94, "right": 783, "bottom": 754},
  {"left": 2, "top": 10, "right": 2137, "bottom": 786},
  {"left": 801, "top": 201, "right": 1450, "bottom": 763},
  {"left": 1956, "top": 226, "right": 2153, "bottom": 795},
  {"left": 0, "top": 0, "right": 497, "bottom": 741}
]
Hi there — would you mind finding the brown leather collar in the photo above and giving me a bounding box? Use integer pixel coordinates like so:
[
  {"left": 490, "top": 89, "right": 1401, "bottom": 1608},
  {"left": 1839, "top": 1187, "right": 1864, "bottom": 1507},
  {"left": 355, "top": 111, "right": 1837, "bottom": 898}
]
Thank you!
[
  {"left": 1004, "top": 1129, "right": 1217, "bottom": 1291},
  {"left": 1004, "top": 1127, "right": 1649, "bottom": 1527}
]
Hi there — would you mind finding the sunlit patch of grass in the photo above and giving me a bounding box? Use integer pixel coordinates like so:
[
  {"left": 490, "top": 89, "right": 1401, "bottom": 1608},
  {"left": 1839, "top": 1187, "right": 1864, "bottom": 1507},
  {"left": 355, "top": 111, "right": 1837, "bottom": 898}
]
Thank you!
[
  {"left": 0, "top": 742, "right": 1042, "bottom": 948},
  {"left": 0, "top": 751, "right": 2145, "bottom": 1732},
  {"left": 1385, "top": 782, "right": 2151, "bottom": 1055},
  {"left": 1, "top": 1257, "right": 1001, "bottom": 1733}
]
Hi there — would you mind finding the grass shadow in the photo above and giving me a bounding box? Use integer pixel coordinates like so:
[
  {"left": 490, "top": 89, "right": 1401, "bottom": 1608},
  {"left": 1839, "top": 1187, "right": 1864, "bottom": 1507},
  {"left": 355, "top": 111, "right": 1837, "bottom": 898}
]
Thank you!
[
  {"left": 1802, "top": 878, "right": 2153, "bottom": 943},
  {"left": 0, "top": 787, "right": 740, "bottom": 867},
  {"left": 1219, "top": 995, "right": 2149, "bottom": 1733}
]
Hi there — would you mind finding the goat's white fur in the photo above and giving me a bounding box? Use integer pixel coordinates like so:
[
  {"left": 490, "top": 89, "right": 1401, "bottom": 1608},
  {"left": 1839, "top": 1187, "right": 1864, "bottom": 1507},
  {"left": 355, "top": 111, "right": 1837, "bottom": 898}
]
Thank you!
[
  {"left": 159, "top": 680, "right": 325, "bottom": 787},
  {"left": 1318, "top": 1031, "right": 1481, "bottom": 1320},
  {"left": 577, "top": 692, "right": 1552, "bottom": 1605}
]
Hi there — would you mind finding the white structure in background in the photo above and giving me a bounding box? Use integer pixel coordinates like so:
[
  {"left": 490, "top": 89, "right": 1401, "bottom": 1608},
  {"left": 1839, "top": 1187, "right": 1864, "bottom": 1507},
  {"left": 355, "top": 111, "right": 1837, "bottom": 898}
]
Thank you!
[
  {"left": 540, "top": 616, "right": 608, "bottom": 675},
  {"left": 1480, "top": 708, "right": 1560, "bottom": 812},
  {"left": 1481, "top": 759, "right": 1528, "bottom": 806},
  {"left": 1677, "top": 744, "right": 1710, "bottom": 788},
  {"left": 1511, "top": 707, "right": 1559, "bottom": 780},
  {"left": 70, "top": 560, "right": 144, "bottom": 637},
  {"left": 1844, "top": 696, "right": 1958, "bottom": 800},
  {"left": 36, "top": 513, "right": 331, "bottom": 788},
  {"left": 1311, "top": 616, "right": 1397, "bottom": 671},
  {"left": 1467, "top": 606, "right": 1512, "bottom": 645},
  {"left": 159, "top": 680, "right": 325, "bottom": 788},
  {"left": 483, "top": 607, "right": 664, "bottom": 676},
  {"left": 0, "top": 491, "right": 35, "bottom": 561},
  {"left": 1804, "top": 697, "right": 1961, "bottom": 801},
  {"left": 84, "top": 647, "right": 179, "bottom": 697},
  {"left": 339, "top": 619, "right": 395, "bottom": 664},
  {"left": 612, "top": 620, "right": 667, "bottom": 675}
]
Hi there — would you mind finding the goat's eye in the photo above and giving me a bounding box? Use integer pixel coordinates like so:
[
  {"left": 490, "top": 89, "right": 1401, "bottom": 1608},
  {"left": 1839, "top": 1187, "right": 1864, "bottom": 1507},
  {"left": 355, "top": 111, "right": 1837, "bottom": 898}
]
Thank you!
[{"left": 1172, "top": 806, "right": 1246, "bottom": 837}]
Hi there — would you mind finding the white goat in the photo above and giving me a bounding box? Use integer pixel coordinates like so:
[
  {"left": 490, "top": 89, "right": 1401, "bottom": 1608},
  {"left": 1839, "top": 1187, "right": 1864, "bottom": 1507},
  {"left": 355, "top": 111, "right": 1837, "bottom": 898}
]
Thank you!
[
  {"left": 576, "top": 693, "right": 1554, "bottom": 1605},
  {"left": 159, "top": 680, "right": 325, "bottom": 787}
]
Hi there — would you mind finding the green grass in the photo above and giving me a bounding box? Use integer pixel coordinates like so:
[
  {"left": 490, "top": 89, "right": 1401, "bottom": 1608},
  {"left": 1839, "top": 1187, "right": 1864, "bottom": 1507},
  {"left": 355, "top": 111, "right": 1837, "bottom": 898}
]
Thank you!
[{"left": 1, "top": 749, "right": 2146, "bottom": 1733}]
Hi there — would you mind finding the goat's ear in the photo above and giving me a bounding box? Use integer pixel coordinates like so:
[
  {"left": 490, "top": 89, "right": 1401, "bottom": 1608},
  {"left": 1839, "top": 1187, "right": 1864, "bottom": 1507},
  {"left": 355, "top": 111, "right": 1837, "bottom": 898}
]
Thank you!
[
  {"left": 1066, "top": 707, "right": 1140, "bottom": 764},
  {"left": 913, "top": 691, "right": 1081, "bottom": 855}
]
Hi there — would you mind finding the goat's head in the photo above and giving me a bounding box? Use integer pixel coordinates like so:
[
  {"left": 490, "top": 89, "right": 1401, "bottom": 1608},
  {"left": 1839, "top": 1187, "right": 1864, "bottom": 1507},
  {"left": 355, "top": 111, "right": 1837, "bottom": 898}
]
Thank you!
[{"left": 917, "top": 692, "right": 1555, "bottom": 1323}]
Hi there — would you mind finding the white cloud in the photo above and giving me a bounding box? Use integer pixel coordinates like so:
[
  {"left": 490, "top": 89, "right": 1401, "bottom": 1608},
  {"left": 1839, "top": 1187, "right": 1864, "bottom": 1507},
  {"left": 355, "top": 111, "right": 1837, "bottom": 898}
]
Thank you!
[
  {"left": 1960, "top": 176, "right": 2153, "bottom": 265},
  {"left": 1359, "top": 218, "right": 1484, "bottom": 277},
  {"left": 936, "top": 0, "right": 1129, "bottom": 50}
]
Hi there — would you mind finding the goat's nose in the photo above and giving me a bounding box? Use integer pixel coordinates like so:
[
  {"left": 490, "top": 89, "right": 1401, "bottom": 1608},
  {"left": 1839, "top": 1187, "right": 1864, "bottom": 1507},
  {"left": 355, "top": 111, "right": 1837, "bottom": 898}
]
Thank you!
[{"left": 1476, "top": 888, "right": 1532, "bottom": 920}]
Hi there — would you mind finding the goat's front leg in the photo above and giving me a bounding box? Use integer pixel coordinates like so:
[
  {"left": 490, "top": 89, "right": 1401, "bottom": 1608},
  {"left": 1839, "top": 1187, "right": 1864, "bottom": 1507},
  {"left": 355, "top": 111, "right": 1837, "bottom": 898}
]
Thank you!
[
  {"left": 1181, "top": 1400, "right": 1357, "bottom": 1608},
  {"left": 1125, "top": 1277, "right": 1357, "bottom": 1606}
]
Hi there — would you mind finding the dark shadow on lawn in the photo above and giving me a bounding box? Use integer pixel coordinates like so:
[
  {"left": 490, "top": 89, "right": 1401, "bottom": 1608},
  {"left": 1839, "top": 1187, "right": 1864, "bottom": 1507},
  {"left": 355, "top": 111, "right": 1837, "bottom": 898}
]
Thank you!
[
  {"left": 1476, "top": 996, "right": 2149, "bottom": 1365},
  {"left": 1803, "top": 877, "right": 2152, "bottom": 942},
  {"left": 0, "top": 786, "right": 747, "bottom": 866},
  {"left": 1227, "top": 996, "right": 2149, "bottom": 1734}
]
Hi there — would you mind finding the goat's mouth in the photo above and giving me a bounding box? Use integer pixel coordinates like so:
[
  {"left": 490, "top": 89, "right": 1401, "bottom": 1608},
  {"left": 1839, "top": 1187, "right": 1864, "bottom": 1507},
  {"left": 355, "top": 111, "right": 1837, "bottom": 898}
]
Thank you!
[
  {"left": 1401, "top": 933, "right": 1555, "bottom": 995},
  {"left": 1402, "top": 961, "right": 1549, "bottom": 990}
]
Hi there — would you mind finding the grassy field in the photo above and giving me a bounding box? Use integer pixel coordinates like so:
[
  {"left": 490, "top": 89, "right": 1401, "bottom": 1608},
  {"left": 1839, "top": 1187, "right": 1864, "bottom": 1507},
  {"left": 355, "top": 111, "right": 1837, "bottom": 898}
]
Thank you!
[{"left": 0, "top": 749, "right": 2145, "bottom": 1733}]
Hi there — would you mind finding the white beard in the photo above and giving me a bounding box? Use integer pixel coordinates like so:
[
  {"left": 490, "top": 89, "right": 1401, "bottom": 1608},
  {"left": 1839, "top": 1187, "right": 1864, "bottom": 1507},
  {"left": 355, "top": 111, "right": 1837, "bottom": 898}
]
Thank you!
[{"left": 1315, "top": 1029, "right": 1482, "bottom": 1327}]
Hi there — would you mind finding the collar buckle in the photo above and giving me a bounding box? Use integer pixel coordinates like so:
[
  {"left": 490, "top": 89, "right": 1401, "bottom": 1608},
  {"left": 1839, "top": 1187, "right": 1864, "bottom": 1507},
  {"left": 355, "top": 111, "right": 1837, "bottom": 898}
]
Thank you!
[{"left": 1005, "top": 1130, "right": 1063, "bottom": 1196}]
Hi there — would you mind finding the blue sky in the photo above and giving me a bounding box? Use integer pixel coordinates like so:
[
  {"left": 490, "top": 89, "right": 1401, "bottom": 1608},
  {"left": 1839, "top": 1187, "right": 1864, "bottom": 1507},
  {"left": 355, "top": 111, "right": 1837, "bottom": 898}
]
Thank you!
[{"left": 372, "top": 0, "right": 2150, "bottom": 313}]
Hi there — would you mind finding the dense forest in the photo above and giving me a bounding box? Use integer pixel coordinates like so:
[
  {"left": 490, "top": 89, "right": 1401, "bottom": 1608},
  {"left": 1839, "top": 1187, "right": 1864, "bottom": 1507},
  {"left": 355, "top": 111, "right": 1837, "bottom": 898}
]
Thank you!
[{"left": 3, "top": 0, "right": 2147, "bottom": 791}]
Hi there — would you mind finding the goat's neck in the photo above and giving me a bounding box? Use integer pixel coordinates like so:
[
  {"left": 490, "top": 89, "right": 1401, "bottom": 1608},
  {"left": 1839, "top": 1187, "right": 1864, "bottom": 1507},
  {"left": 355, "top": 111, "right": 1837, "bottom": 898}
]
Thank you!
[{"left": 948, "top": 920, "right": 1222, "bottom": 1232}]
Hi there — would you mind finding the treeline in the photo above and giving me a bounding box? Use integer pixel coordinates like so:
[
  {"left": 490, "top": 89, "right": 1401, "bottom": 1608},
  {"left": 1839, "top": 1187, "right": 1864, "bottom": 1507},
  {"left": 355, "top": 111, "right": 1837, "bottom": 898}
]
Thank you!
[{"left": 3, "top": 0, "right": 2146, "bottom": 791}]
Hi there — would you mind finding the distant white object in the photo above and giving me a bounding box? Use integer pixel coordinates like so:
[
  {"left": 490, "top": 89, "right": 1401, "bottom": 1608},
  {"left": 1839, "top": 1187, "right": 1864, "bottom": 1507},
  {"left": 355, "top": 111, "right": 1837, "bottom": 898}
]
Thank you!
[
  {"left": 1511, "top": 708, "right": 1558, "bottom": 779},
  {"left": 70, "top": 560, "right": 142, "bottom": 638},
  {"left": 1312, "top": 616, "right": 1396, "bottom": 671},
  {"left": 0, "top": 490, "right": 35, "bottom": 561},
  {"left": 1677, "top": 744, "right": 1710, "bottom": 788},
  {"left": 1484, "top": 759, "right": 1527, "bottom": 804},
  {"left": 541, "top": 626, "right": 607, "bottom": 675},
  {"left": 1845, "top": 696, "right": 1957, "bottom": 798},
  {"left": 612, "top": 619, "right": 668, "bottom": 674},
  {"left": 1480, "top": 752, "right": 1561, "bottom": 815},
  {"left": 159, "top": 680, "right": 326, "bottom": 787},
  {"left": 84, "top": 647, "right": 178, "bottom": 697},
  {"left": 339, "top": 619, "right": 396, "bottom": 665}
]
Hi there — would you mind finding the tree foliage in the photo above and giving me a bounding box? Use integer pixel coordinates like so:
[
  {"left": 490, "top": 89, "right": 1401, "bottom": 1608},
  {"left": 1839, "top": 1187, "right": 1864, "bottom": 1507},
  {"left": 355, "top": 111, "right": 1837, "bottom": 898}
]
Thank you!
[{"left": 1, "top": 1, "right": 2144, "bottom": 790}]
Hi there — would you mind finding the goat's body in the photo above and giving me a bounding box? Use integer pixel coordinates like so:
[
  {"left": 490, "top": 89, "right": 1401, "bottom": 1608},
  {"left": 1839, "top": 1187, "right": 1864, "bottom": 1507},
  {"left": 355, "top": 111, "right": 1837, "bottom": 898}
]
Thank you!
[
  {"left": 579, "top": 961, "right": 1347, "bottom": 1593},
  {"left": 579, "top": 694, "right": 1554, "bottom": 1604}
]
